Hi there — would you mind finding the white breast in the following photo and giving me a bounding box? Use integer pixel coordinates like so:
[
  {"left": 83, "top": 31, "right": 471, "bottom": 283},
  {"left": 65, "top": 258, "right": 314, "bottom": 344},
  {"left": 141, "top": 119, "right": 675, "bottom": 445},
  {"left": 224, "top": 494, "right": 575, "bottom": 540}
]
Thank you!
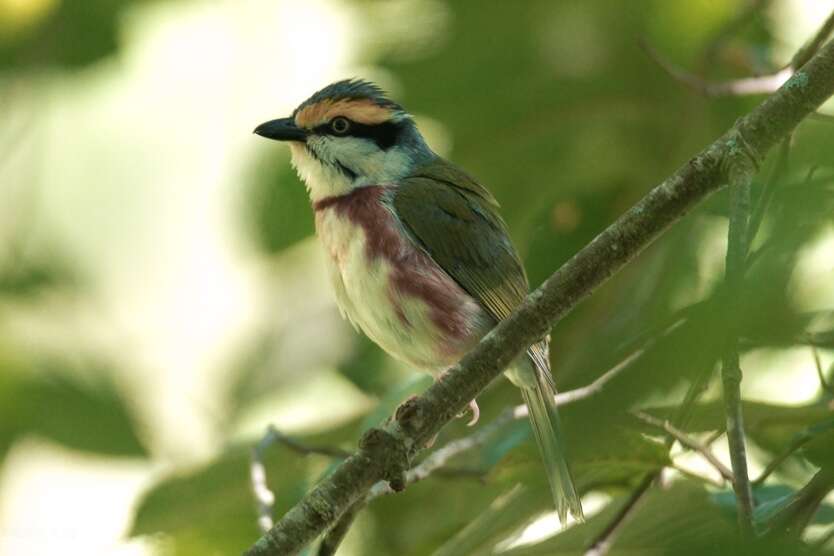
[
  {"left": 315, "top": 208, "right": 433, "bottom": 371},
  {"left": 314, "top": 204, "right": 485, "bottom": 372}
]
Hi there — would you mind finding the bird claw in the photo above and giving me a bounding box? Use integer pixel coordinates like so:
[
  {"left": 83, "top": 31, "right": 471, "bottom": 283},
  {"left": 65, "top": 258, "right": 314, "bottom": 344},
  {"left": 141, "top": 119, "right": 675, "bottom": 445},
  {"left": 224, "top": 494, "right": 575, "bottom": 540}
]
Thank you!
[{"left": 462, "top": 399, "right": 479, "bottom": 427}]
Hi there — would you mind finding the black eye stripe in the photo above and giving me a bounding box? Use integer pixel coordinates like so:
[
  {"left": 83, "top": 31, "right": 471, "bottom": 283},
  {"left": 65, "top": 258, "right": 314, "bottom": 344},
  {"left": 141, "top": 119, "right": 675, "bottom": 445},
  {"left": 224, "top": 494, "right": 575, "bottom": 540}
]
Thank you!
[{"left": 313, "top": 119, "right": 402, "bottom": 150}]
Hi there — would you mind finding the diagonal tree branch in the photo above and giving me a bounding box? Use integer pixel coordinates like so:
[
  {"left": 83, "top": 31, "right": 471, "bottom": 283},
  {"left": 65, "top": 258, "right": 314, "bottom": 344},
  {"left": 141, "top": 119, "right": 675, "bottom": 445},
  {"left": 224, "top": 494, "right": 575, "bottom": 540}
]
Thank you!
[
  {"left": 244, "top": 40, "right": 834, "bottom": 556},
  {"left": 253, "top": 349, "right": 645, "bottom": 555}
]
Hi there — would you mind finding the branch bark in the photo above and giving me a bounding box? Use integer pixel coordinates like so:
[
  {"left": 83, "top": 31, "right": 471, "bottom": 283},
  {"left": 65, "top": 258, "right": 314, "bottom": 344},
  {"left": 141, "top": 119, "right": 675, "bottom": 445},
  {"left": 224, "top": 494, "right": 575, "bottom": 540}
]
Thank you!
[{"left": 244, "top": 40, "right": 834, "bottom": 556}]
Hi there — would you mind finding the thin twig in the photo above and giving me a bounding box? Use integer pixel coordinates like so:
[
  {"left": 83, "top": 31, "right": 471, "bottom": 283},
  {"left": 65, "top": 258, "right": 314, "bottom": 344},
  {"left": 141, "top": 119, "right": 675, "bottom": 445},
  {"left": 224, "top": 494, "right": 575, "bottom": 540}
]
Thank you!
[
  {"left": 251, "top": 442, "right": 278, "bottom": 533},
  {"left": 747, "top": 138, "right": 790, "bottom": 257},
  {"left": 670, "top": 462, "right": 726, "bottom": 489},
  {"left": 752, "top": 434, "right": 813, "bottom": 486},
  {"left": 250, "top": 426, "right": 352, "bottom": 532},
  {"left": 812, "top": 345, "right": 833, "bottom": 395},
  {"left": 263, "top": 425, "right": 352, "bottom": 459},
  {"left": 791, "top": 9, "right": 834, "bottom": 69},
  {"left": 641, "top": 39, "right": 792, "bottom": 97},
  {"left": 516, "top": 317, "right": 687, "bottom": 419},
  {"left": 641, "top": 8, "right": 834, "bottom": 98},
  {"left": 705, "top": 430, "right": 726, "bottom": 446},
  {"left": 432, "top": 466, "right": 488, "bottom": 481},
  {"left": 584, "top": 473, "right": 655, "bottom": 556},
  {"left": 634, "top": 411, "right": 735, "bottom": 484},
  {"left": 721, "top": 137, "right": 757, "bottom": 537}
]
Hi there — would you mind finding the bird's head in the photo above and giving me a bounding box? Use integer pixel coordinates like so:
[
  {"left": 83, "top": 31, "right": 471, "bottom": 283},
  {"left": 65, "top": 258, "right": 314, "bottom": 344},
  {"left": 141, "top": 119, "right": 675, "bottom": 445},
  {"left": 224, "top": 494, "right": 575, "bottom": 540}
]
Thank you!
[{"left": 254, "top": 79, "right": 434, "bottom": 200}]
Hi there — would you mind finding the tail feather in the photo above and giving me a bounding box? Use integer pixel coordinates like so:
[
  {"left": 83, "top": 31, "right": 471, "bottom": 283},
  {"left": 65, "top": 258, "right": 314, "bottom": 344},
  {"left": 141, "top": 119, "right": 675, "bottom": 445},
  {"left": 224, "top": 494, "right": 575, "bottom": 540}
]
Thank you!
[{"left": 519, "top": 370, "right": 584, "bottom": 524}]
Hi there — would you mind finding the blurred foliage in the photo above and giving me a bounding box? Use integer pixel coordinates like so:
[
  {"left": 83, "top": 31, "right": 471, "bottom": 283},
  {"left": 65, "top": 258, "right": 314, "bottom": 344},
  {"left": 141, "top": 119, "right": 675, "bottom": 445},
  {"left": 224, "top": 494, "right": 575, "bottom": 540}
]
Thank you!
[
  {"left": 131, "top": 444, "right": 310, "bottom": 555},
  {"left": 1, "top": 0, "right": 834, "bottom": 554},
  {"left": 0, "top": 0, "right": 125, "bottom": 68},
  {"left": 244, "top": 151, "right": 315, "bottom": 255},
  {"left": 0, "top": 361, "right": 147, "bottom": 459},
  {"left": 0, "top": 243, "right": 145, "bottom": 462}
]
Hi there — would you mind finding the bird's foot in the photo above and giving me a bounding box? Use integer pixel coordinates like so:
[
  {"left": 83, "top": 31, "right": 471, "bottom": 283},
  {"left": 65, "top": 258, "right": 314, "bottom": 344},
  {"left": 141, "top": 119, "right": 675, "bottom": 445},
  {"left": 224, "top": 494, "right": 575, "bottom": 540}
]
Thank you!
[
  {"left": 395, "top": 395, "right": 420, "bottom": 423},
  {"left": 458, "top": 399, "right": 480, "bottom": 427}
]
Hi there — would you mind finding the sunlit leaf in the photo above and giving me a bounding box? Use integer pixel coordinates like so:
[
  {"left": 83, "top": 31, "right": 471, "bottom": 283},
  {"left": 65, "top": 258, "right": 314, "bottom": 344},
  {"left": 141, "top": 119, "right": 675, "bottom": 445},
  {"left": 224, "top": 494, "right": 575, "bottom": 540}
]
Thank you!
[
  {"left": 504, "top": 480, "right": 804, "bottom": 556},
  {"left": 131, "top": 443, "right": 310, "bottom": 555},
  {"left": 431, "top": 484, "right": 542, "bottom": 556}
]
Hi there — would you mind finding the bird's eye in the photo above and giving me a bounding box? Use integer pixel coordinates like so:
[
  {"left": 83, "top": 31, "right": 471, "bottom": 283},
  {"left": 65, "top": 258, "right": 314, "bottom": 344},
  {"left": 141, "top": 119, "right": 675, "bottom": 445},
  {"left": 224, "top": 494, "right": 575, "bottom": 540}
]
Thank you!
[{"left": 331, "top": 117, "right": 350, "bottom": 135}]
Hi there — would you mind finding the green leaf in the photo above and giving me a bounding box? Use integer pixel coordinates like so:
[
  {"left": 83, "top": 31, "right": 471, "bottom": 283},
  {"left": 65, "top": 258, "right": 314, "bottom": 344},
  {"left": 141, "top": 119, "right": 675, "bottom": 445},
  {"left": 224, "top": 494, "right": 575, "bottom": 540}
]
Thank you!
[
  {"left": 0, "top": 0, "right": 132, "bottom": 69},
  {"left": 504, "top": 480, "right": 803, "bottom": 556},
  {"left": 801, "top": 418, "right": 834, "bottom": 468},
  {"left": 0, "top": 359, "right": 146, "bottom": 459},
  {"left": 0, "top": 251, "right": 77, "bottom": 300},
  {"left": 481, "top": 418, "right": 531, "bottom": 469},
  {"left": 572, "top": 427, "right": 669, "bottom": 490},
  {"left": 363, "top": 464, "right": 536, "bottom": 555},
  {"left": 485, "top": 423, "right": 669, "bottom": 496},
  {"left": 131, "top": 443, "right": 310, "bottom": 555},
  {"left": 244, "top": 151, "right": 314, "bottom": 255},
  {"left": 740, "top": 484, "right": 834, "bottom": 527},
  {"left": 431, "top": 484, "right": 544, "bottom": 556},
  {"left": 334, "top": 335, "right": 396, "bottom": 397}
]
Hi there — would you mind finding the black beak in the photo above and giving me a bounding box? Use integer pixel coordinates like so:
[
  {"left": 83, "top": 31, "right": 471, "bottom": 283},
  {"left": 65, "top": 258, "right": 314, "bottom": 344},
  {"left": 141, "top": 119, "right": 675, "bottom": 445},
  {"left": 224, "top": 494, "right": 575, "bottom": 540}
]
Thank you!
[{"left": 253, "top": 117, "right": 307, "bottom": 142}]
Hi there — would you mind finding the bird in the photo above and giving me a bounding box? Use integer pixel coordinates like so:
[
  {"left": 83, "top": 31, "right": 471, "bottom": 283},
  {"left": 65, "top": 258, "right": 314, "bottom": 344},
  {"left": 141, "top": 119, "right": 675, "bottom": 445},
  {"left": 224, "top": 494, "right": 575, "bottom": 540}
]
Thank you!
[{"left": 254, "top": 79, "right": 583, "bottom": 523}]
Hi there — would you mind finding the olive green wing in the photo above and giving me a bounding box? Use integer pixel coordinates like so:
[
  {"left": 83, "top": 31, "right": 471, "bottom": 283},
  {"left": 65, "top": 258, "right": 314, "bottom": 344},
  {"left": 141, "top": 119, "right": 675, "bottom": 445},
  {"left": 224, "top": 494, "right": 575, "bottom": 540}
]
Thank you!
[
  {"left": 410, "top": 160, "right": 500, "bottom": 207},
  {"left": 392, "top": 161, "right": 528, "bottom": 324}
]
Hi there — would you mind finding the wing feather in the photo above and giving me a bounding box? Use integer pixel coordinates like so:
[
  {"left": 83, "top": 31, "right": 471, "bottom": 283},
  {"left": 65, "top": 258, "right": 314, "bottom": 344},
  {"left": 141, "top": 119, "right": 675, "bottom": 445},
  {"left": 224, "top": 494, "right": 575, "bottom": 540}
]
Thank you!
[{"left": 393, "top": 162, "right": 527, "bottom": 324}]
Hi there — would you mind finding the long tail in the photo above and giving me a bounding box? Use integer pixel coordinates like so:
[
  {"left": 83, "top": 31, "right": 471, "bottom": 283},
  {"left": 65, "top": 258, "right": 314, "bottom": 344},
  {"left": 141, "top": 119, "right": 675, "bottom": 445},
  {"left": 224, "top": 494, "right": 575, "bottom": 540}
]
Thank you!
[{"left": 519, "top": 368, "right": 584, "bottom": 524}]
